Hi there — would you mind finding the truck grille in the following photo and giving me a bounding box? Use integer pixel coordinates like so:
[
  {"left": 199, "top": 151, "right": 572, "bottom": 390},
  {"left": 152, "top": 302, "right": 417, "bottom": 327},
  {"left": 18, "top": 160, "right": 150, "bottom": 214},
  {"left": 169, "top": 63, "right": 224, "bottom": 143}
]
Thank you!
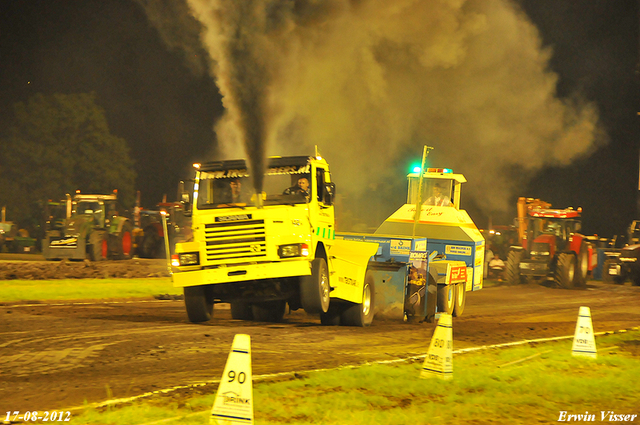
[{"left": 204, "top": 219, "right": 266, "bottom": 262}]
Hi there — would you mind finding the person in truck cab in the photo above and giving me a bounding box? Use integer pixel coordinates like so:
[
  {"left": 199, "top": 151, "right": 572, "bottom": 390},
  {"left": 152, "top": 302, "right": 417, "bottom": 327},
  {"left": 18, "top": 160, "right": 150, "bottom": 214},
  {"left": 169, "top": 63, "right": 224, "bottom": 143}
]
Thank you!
[
  {"left": 424, "top": 183, "right": 451, "bottom": 206},
  {"left": 283, "top": 177, "right": 310, "bottom": 198}
]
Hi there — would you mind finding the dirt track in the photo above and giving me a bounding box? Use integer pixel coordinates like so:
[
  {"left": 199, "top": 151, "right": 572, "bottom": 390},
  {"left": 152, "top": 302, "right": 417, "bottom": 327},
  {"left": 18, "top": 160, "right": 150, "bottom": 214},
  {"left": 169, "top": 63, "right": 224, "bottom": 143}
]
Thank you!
[{"left": 1, "top": 274, "right": 640, "bottom": 412}]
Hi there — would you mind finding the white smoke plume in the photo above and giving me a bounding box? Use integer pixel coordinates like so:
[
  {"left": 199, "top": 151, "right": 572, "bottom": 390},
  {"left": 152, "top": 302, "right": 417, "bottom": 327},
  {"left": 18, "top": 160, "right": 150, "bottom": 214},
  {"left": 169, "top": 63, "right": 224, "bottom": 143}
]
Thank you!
[{"left": 179, "top": 0, "right": 603, "bottom": 228}]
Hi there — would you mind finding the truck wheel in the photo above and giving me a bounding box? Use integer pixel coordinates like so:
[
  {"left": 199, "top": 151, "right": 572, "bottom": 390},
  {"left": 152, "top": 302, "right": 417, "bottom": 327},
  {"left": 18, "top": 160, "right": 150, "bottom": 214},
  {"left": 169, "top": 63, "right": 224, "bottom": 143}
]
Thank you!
[
  {"left": 505, "top": 249, "right": 525, "bottom": 285},
  {"left": 89, "top": 231, "right": 106, "bottom": 261},
  {"left": 230, "top": 302, "right": 254, "bottom": 320},
  {"left": 631, "top": 270, "right": 640, "bottom": 287},
  {"left": 452, "top": 282, "right": 466, "bottom": 317},
  {"left": 575, "top": 243, "right": 589, "bottom": 287},
  {"left": 341, "top": 272, "right": 375, "bottom": 327},
  {"left": 437, "top": 284, "right": 454, "bottom": 314},
  {"left": 300, "top": 258, "right": 330, "bottom": 314},
  {"left": 184, "top": 285, "right": 213, "bottom": 322},
  {"left": 251, "top": 300, "right": 286, "bottom": 322},
  {"left": 554, "top": 253, "right": 576, "bottom": 289}
]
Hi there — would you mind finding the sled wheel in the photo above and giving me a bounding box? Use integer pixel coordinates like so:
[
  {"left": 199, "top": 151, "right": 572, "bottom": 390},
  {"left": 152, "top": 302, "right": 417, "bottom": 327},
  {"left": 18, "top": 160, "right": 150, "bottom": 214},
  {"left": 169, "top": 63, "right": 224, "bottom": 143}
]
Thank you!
[
  {"left": 554, "top": 252, "right": 576, "bottom": 289},
  {"left": 452, "top": 282, "right": 466, "bottom": 317},
  {"left": 251, "top": 300, "right": 286, "bottom": 322},
  {"left": 341, "top": 271, "right": 375, "bottom": 327},
  {"left": 184, "top": 285, "right": 213, "bottom": 323},
  {"left": 230, "top": 302, "right": 254, "bottom": 320},
  {"left": 300, "top": 258, "right": 330, "bottom": 314},
  {"left": 437, "top": 284, "right": 455, "bottom": 314}
]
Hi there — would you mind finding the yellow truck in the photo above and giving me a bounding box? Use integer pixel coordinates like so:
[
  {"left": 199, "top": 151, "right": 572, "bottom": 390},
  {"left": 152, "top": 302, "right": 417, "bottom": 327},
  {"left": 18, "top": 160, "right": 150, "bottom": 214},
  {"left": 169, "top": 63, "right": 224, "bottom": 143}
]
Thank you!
[{"left": 171, "top": 155, "right": 378, "bottom": 325}]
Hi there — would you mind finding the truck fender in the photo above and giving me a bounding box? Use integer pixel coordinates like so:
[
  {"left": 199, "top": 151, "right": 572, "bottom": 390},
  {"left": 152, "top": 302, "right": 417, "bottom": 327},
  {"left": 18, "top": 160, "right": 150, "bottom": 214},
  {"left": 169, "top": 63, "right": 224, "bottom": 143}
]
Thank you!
[{"left": 326, "top": 239, "right": 379, "bottom": 304}]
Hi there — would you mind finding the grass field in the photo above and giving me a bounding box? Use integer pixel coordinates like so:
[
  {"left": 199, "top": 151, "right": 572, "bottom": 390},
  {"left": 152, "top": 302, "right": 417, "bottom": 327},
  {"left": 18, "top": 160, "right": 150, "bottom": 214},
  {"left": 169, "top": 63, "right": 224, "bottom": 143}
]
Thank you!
[
  {"left": 0, "top": 277, "right": 180, "bottom": 302},
  {"left": 68, "top": 330, "right": 640, "bottom": 425}
]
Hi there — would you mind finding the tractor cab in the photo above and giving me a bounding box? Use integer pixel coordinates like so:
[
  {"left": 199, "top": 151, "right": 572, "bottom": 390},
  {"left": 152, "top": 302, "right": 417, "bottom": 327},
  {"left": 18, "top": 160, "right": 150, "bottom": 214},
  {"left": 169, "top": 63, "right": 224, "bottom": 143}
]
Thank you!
[
  {"left": 406, "top": 168, "right": 466, "bottom": 208},
  {"left": 525, "top": 208, "right": 582, "bottom": 256}
]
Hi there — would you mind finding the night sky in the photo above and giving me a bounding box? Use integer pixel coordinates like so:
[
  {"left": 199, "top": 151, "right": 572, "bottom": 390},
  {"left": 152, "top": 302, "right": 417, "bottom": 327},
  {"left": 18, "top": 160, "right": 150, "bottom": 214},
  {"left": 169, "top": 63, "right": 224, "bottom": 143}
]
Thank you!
[{"left": 0, "top": 0, "right": 638, "bottom": 238}]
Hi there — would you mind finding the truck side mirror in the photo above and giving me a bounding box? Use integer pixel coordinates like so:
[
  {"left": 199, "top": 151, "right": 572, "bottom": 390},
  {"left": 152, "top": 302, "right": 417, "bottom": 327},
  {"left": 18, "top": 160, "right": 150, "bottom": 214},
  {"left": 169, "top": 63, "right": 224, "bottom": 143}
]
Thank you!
[
  {"left": 181, "top": 192, "right": 192, "bottom": 217},
  {"left": 323, "top": 182, "right": 336, "bottom": 206}
]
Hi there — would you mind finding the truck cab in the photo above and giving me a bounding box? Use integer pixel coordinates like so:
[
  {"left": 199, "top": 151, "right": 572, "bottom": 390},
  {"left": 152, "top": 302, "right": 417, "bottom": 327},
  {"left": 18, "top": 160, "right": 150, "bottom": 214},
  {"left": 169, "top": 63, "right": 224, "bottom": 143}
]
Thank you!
[{"left": 173, "top": 155, "right": 378, "bottom": 325}]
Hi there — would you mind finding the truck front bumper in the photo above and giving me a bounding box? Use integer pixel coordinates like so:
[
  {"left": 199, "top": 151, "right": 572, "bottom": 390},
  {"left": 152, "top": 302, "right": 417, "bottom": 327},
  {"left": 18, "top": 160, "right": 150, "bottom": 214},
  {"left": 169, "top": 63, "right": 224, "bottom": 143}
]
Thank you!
[{"left": 172, "top": 260, "right": 312, "bottom": 288}]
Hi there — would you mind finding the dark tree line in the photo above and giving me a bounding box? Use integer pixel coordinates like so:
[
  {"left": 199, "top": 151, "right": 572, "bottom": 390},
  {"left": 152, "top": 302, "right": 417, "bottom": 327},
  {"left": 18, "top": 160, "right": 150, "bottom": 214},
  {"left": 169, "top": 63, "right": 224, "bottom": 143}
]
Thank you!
[{"left": 0, "top": 93, "right": 136, "bottom": 233}]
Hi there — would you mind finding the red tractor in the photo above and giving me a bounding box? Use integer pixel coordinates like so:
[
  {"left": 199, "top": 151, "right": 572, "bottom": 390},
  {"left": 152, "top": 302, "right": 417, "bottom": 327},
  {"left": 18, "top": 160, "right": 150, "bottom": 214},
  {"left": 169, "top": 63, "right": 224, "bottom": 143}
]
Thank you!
[{"left": 505, "top": 207, "right": 595, "bottom": 288}]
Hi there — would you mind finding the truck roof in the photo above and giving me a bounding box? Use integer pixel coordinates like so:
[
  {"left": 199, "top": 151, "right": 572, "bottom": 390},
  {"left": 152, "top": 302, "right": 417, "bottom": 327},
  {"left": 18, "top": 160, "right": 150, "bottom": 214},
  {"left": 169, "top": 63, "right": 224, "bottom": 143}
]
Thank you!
[
  {"left": 198, "top": 155, "right": 326, "bottom": 178},
  {"left": 529, "top": 208, "right": 581, "bottom": 219}
]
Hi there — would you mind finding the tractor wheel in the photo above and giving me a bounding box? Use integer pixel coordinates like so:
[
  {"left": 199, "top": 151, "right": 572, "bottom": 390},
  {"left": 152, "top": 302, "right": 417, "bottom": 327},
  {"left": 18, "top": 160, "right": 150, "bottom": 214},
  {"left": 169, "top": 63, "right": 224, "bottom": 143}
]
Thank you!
[
  {"left": 437, "top": 284, "right": 455, "bottom": 314},
  {"left": 341, "top": 271, "right": 375, "bottom": 327},
  {"left": 452, "top": 282, "right": 466, "bottom": 317},
  {"left": 89, "top": 231, "right": 106, "bottom": 261},
  {"left": 230, "top": 302, "right": 254, "bottom": 320},
  {"left": 505, "top": 249, "right": 525, "bottom": 285},
  {"left": 554, "top": 253, "right": 577, "bottom": 289},
  {"left": 184, "top": 285, "right": 213, "bottom": 323},
  {"left": 251, "top": 300, "right": 286, "bottom": 322},
  {"left": 140, "top": 228, "right": 162, "bottom": 258},
  {"left": 300, "top": 258, "right": 330, "bottom": 314},
  {"left": 114, "top": 221, "right": 134, "bottom": 260},
  {"left": 575, "top": 243, "right": 589, "bottom": 287}
]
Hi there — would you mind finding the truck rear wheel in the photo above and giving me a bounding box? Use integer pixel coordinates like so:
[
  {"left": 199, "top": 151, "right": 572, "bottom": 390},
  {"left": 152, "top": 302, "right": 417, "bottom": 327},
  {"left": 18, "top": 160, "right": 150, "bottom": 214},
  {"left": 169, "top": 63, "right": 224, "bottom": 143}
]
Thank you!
[
  {"left": 184, "top": 285, "right": 213, "bottom": 323},
  {"left": 437, "top": 284, "right": 454, "bottom": 314},
  {"left": 300, "top": 258, "right": 330, "bottom": 314},
  {"left": 554, "top": 253, "right": 576, "bottom": 289},
  {"left": 251, "top": 300, "right": 286, "bottom": 322},
  {"left": 505, "top": 249, "right": 525, "bottom": 285},
  {"left": 320, "top": 303, "right": 342, "bottom": 325},
  {"left": 452, "top": 282, "right": 466, "bottom": 317},
  {"left": 341, "top": 272, "right": 375, "bottom": 327},
  {"left": 230, "top": 302, "right": 253, "bottom": 320}
]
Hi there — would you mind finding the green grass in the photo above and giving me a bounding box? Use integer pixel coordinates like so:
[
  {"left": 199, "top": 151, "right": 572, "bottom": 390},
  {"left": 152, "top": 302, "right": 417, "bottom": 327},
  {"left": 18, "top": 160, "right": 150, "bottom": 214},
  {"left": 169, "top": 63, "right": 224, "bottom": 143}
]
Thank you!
[
  {"left": 0, "top": 277, "right": 181, "bottom": 302},
  {"left": 71, "top": 330, "right": 640, "bottom": 425}
]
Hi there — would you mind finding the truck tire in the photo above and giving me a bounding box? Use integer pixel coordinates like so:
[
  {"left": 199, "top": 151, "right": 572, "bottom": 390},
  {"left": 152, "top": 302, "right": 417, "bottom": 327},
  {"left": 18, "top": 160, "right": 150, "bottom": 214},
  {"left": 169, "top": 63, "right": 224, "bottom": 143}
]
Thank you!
[
  {"left": 554, "top": 253, "right": 577, "bottom": 289},
  {"left": 230, "top": 302, "right": 254, "bottom": 320},
  {"left": 341, "top": 271, "right": 375, "bottom": 327},
  {"left": 89, "top": 231, "right": 106, "bottom": 261},
  {"left": 184, "top": 285, "right": 213, "bottom": 323},
  {"left": 631, "top": 270, "right": 640, "bottom": 287},
  {"left": 115, "top": 221, "right": 134, "bottom": 260},
  {"left": 575, "top": 243, "right": 589, "bottom": 287},
  {"left": 437, "top": 284, "right": 454, "bottom": 314},
  {"left": 452, "top": 282, "right": 466, "bottom": 317},
  {"left": 300, "top": 258, "right": 330, "bottom": 314},
  {"left": 251, "top": 300, "right": 286, "bottom": 322},
  {"left": 505, "top": 249, "right": 525, "bottom": 285}
]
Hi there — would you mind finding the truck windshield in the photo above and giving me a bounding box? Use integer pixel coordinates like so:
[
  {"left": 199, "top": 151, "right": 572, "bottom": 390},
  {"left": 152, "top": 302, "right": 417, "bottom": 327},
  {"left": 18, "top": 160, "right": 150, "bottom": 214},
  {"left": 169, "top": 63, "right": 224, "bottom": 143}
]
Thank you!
[
  {"left": 407, "top": 178, "right": 454, "bottom": 207},
  {"left": 197, "top": 173, "right": 311, "bottom": 209}
]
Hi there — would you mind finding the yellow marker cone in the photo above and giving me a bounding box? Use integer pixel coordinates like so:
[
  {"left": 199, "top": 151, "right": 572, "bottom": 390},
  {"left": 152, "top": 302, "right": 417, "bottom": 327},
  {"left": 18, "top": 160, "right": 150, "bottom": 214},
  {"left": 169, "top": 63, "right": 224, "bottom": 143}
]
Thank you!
[
  {"left": 572, "top": 306, "right": 597, "bottom": 359},
  {"left": 211, "top": 334, "right": 254, "bottom": 425},
  {"left": 420, "top": 313, "right": 453, "bottom": 379}
]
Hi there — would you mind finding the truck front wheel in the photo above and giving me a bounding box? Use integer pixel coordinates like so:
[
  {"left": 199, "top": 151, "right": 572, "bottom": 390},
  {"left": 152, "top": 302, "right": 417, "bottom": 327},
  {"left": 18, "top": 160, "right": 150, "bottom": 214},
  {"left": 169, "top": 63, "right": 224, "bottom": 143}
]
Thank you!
[
  {"left": 341, "top": 272, "right": 375, "bottom": 327},
  {"left": 184, "top": 286, "right": 213, "bottom": 323},
  {"left": 300, "top": 258, "right": 330, "bottom": 314}
]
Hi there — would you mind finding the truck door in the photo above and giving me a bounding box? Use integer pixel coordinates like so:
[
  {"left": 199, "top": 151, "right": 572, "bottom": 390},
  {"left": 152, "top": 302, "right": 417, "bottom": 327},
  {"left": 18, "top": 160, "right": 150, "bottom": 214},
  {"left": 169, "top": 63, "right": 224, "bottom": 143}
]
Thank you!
[{"left": 312, "top": 166, "right": 335, "bottom": 244}]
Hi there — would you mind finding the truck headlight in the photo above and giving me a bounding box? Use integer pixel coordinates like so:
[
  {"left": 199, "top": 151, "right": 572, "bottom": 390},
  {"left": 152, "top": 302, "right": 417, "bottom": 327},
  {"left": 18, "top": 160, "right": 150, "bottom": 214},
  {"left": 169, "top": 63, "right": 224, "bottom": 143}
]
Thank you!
[
  {"left": 278, "top": 243, "right": 309, "bottom": 258},
  {"left": 177, "top": 252, "right": 200, "bottom": 266}
]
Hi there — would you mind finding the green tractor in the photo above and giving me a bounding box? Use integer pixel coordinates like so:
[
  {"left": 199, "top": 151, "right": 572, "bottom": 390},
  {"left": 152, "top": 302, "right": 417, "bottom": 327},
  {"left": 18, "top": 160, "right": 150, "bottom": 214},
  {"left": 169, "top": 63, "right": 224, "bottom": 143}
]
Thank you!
[{"left": 42, "top": 192, "right": 134, "bottom": 261}]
